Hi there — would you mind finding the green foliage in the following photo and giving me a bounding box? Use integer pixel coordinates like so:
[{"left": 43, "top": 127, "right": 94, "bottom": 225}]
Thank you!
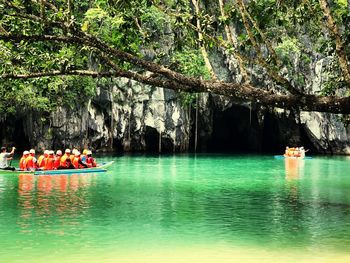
[
  {"left": 0, "top": 80, "right": 50, "bottom": 114},
  {"left": 171, "top": 49, "right": 210, "bottom": 79},
  {"left": 82, "top": 11, "right": 141, "bottom": 58},
  {"left": 140, "top": 6, "right": 168, "bottom": 38},
  {"left": 178, "top": 91, "right": 196, "bottom": 108},
  {"left": 275, "top": 37, "right": 300, "bottom": 62},
  {"left": 0, "top": 75, "right": 96, "bottom": 115},
  {"left": 321, "top": 58, "right": 345, "bottom": 96},
  {"left": 333, "top": 0, "right": 348, "bottom": 21}
]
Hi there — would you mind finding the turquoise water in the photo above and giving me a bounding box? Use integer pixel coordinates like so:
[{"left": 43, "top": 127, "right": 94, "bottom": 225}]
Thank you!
[{"left": 1, "top": 154, "right": 350, "bottom": 262}]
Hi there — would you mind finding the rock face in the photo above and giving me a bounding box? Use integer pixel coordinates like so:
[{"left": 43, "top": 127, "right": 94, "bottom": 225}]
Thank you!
[
  {"left": 300, "top": 112, "right": 350, "bottom": 154},
  {"left": 32, "top": 79, "right": 193, "bottom": 153}
]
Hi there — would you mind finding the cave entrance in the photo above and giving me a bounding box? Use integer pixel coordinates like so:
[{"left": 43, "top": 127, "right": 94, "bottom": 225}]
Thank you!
[
  {"left": 207, "top": 105, "right": 261, "bottom": 153},
  {"left": 145, "top": 126, "right": 160, "bottom": 152},
  {"left": 0, "top": 118, "right": 30, "bottom": 153},
  {"left": 145, "top": 126, "right": 174, "bottom": 153},
  {"left": 261, "top": 111, "right": 317, "bottom": 154}
]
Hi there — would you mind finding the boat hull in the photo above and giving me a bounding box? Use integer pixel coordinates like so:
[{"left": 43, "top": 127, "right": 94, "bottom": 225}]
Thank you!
[
  {"left": 274, "top": 155, "right": 312, "bottom": 160},
  {"left": 0, "top": 161, "right": 114, "bottom": 175}
]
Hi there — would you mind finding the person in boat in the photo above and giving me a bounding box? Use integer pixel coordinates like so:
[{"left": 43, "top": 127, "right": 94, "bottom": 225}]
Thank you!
[
  {"left": 61, "top": 156, "right": 75, "bottom": 169},
  {"left": 86, "top": 150, "right": 97, "bottom": 168},
  {"left": 0, "top": 146, "right": 16, "bottom": 171},
  {"left": 70, "top": 148, "right": 78, "bottom": 163},
  {"left": 25, "top": 149, "right": 37, "bottom": 171},
  {"left": 58, "top": 149, "right": 75, "bottom": 169},
  {"left": 60, "top": 149, "right": 71, "bottom": 167},
  {"left": 284, "top": 146, "right": 308, "bottom": 158},
  {"left": 292, "top": 147, "right": 301, "bottom": 157},
  {"left": 44, "top": 150, "right": 55, "bottom": 170},
  {"left": 54, "top": 150, "right": 62, "bottom": 169},
  {"left": 72, "top": 151, "right": 88, "bottom": 169},
  {"left": 81, "top": 149, "right": 88, "bottom": 163},
  {"left": 37, "top": 150, "right": 49, "bottom": 168},
  {"left": 19, "top": 150, "right": 30, "bottom": 170}
]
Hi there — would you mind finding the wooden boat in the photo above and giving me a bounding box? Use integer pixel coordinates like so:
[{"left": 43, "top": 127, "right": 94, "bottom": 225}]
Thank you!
[
  {"left": 0, "top": 161, "right": 114, "bottom": 175},
  {"left": 274, "top": 155, "right": 312, "bottom": 160}
]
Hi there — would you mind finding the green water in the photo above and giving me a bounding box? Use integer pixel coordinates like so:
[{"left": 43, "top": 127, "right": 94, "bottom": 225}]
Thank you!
[{"left": 1, "top": 154, "right": 350, "bottom": 262}]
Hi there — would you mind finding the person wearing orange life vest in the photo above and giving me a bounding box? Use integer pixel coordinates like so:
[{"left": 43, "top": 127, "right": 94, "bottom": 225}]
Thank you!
[
  {"left": 70, "top": 149, "right": 78, "bottom": 163},
  {"left": 44, "top": 150, "right": 55, "bottom": 170},
  {"left": 72, "top": 151, "right": 88, "bottom": 169},
  {"left": 19, "top": 151, "right": 29, "bottom": 170},
  {"left": 86, "top": 150, "right": 97, "bottom": 168},
  {"left": 60, "top": 149, "right": 71, "bottom": 168},
  {"left": 54, "top": 150, "right": 62, "bottom": 169},
  {"left": 37, "top": 150, "right": 49, "bottom": 168},
  {"left": 25, "top": 149, "right": 37, "bottom": 171}
]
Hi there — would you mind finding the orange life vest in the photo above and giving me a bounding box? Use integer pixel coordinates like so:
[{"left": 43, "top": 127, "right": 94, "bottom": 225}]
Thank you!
[
  {"left": 54, "top": 156, "right": 62, "bottom": 169},
  {"left": 86, "top": 156, "right": 97, "bottom": 167},
  {"left": 19, "top": 156, "right": 27, "bottom": 170},
  {"left": 25, "top": 155, "right": 36, "bottom": 170},
  {"left": 73, "top": 156, "right": 86, "bottom": 169},
  {"left": 60, "top": 154, "right": 70, "bottom": 167},
  {"left": 37, "top": 155, "right": 47, "bottom": 168},
  {"left": 44, "top": 156, "right": 55, "bottom": 170}
]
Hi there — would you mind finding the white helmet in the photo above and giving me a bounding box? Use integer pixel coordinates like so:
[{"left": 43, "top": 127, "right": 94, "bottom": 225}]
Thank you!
[
  {"left": 74, "top": 151, "right": 81, "bottom": 156},
  {"left": 23, "top": 150, "right": 29, "bottom": 155},
  {"left": 56, "top": 150, "right": 62, "bottom": 156},
  {"left": 65, "top": 149, "right": 71, "bottom": 153},
  {"left": 29, "top": 149, "right": 35, "bottom": 154}
]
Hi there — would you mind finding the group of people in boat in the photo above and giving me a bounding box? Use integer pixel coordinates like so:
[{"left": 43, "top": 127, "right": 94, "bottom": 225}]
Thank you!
[
  {"left": 20, "top": 148, "right": 97, "bottom": 171},
  {"left": 0, "top": 146, "right": 97, "bottom": 171},
  {"left": 284, "top": 146, "right": 307, "bottom": 158}
]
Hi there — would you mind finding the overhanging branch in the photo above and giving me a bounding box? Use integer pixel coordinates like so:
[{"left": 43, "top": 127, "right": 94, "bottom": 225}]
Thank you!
[{"left": 0, "top": 70, "right": 114, "bottom": 79}]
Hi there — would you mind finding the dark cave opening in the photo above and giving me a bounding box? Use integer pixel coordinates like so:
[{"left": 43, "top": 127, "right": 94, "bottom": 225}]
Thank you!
[
  {"left": 261, "top": 111, "right": 317, "bottom": 154},
  {"left": 145, "top": 126, "right": 160, "bottom": 152},
  {"left": 207, "top": 105, "right": 262, "bottom": 153},
  {"left": 206, "top": 106, "right": 316, "bottom": 154},
  {"left": 145, "top": 126, "right": 174, "bottom": 153},
  {"left": 113, "top": 139, "right": 124, "bottom": 153},
  {"left": 0, "top": 118, "right": 30, "bottom": 154}
]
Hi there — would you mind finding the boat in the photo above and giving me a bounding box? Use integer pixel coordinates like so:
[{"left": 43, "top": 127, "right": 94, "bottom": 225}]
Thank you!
[
  {"left": 274, "top": 155, "right": 312, "bottom": 160},
  {"left": 0, "top": 161, "right": 114, "bottom": 175}
]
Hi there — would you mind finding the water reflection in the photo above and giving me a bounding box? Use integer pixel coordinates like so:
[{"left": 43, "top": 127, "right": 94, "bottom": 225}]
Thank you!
[
  {"left": 17, "top": 173, "right": 97, "bottom": 232},
  {"left": 285, "top": 158, "right": 305, "bottom": 180}
]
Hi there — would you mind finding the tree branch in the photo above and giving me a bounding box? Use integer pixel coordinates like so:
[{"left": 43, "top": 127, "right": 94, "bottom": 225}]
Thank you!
[
  {"left": 0, "top": 70, "right": 114, "bottom": 79},
  {"left": 1, "top": 66, "right": 350, "bottom": 114}
]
